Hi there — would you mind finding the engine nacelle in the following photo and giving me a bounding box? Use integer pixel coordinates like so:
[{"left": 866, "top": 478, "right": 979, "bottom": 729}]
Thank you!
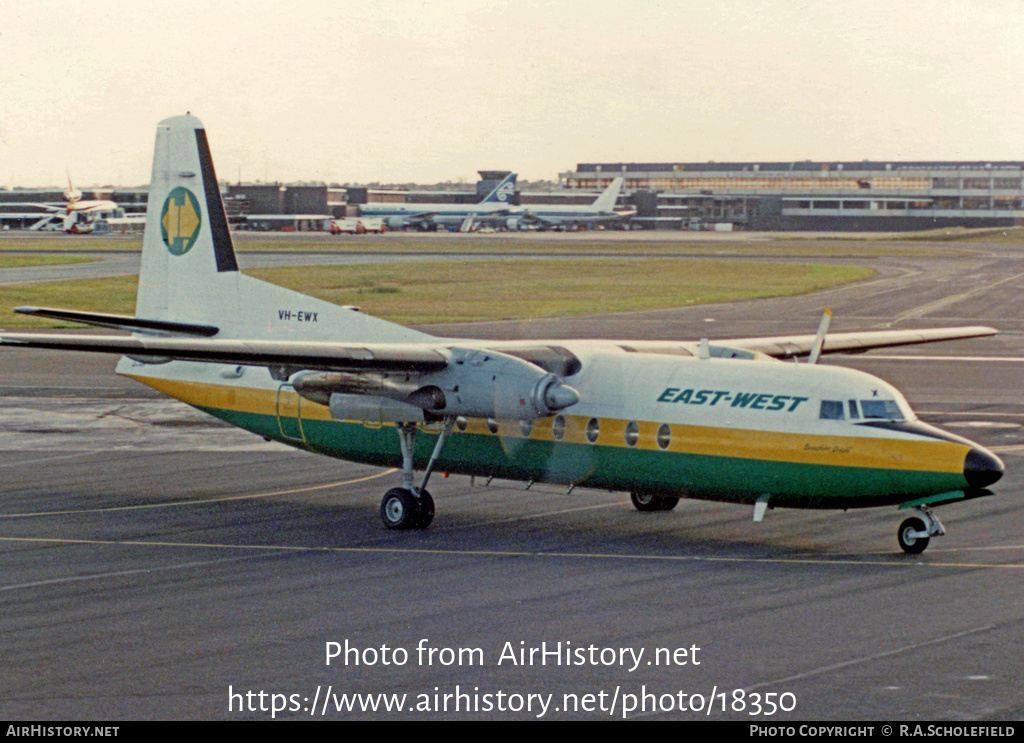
[
  {"left": 291, "top": 347, "right": 579, "bottom": 422},
  {"left": 419, "top": 348, "right": 579, "bottom": 420},
  {"left": 328, "top": 393, "right": 424, "bottom": 423}
]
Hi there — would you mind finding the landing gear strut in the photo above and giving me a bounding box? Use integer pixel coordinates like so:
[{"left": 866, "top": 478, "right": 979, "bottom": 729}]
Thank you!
[
  {"left": 380, "top": 418, "right": 454, "bottom": 530},
  {"left": 897, "top": 506, "right": 945, "bottom": 554}
]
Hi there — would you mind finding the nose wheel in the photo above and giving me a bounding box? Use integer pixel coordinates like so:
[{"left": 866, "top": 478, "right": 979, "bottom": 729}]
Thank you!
[{"left": 897, "top": 506, "right": 945, "bottom": 554}]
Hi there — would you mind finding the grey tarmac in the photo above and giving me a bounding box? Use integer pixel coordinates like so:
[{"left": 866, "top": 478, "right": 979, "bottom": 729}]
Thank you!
[{"left": 1, "top": 239, "right": 1023, "bottom": 720}]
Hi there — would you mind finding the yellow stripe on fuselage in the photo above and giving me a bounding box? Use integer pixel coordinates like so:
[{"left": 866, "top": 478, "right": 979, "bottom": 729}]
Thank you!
[{"left": 127, "top": 375, "right": 968, "bottom": 475}]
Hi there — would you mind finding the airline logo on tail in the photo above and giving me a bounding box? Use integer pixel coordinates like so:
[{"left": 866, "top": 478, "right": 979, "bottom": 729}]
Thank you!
[
  {"left": 161, "top": 187, "right": 202, "bottom": 255},
  {"left": 494, "top": 180, "right": 515, "bottom": 203},
  {"left": 481, "top": 174, "right": 517, "bottom": 204}
]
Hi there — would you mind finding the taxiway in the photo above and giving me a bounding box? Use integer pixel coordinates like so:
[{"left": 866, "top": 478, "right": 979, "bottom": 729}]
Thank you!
[{"left": 1, "top": 241, "right": 1022, "bottom": 720}]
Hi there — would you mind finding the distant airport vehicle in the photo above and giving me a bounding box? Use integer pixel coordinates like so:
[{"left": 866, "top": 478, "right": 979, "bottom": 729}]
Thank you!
[
  {"left": 91, "top": 213, "right": 148, "bottom": 234},
  {"left": 329, "top": 217, "right": 385, "bottom": 234},
  {"left": 513, "top": 177, "right": 634, "bottom": 230},
  {"left": 359, "top": 174, "right": 518, "bottom": 231},
  {"left": 0, "top": 115, "right": 1005, "bottom": 554}
]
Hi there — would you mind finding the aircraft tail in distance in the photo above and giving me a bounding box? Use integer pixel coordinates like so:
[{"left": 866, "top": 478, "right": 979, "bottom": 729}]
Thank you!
[
  {"left": 479, "top": 173, "right": 517, "bottom": 204},
  {"left": 592, "top": 177, "right": 623, "bottom": 212}
]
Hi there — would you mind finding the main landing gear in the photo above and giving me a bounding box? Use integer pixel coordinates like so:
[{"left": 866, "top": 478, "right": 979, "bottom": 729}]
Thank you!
[
  {"left": 897, "top": 505, "right": 945, "bottom": 554},
  {"left": 381, "top": 487, "right": 434, "bottom": 529},
  {"left": 380, "top": 418, "right": 454, "bottom": 530},
  {"left": 630, "top": 492, "right": 680, "bottom": 512}
]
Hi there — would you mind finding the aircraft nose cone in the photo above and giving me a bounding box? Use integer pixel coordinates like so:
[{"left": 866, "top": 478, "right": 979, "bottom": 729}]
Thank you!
[{"left": 964, "top": 447, "right": 1004, "bottom": 488}]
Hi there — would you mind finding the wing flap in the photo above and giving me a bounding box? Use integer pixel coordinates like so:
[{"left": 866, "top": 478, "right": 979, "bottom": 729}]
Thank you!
[
  {"left": 0, "top": 334, "right": 450, "bottom": 372},
  {"left": 724, "top": 326, "right": 999, "bottom": 359}
]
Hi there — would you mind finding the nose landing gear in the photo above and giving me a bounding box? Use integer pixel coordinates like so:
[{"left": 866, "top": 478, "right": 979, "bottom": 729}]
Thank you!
[{"left": 897, "top": 506, "right": 945, "bottom": 554}]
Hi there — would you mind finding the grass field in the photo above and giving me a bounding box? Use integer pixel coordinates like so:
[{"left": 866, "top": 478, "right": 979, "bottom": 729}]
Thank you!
[
  {"left": 0, "top": 255, "right": 97, "bottom": 268},
  {"left": 3, "top": 225, "right": 1021, "bottom": 257},
  {"left": 0, "top": 258, "right": 875, "bottom": 328}
]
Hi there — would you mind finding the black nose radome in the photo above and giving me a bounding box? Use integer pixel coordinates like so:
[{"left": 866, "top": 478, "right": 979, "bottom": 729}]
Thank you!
[{"left": 964, "top": 447, "right": 1004, "bottom": 489}]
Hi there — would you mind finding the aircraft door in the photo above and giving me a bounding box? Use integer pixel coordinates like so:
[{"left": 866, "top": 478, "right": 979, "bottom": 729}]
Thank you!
[{"left": 276, "top": 384, "right": 306, "bottom": 442}]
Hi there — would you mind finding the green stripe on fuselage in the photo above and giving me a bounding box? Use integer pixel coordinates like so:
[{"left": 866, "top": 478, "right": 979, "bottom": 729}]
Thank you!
[{"left": 200, "top": 406, "right": 968, "bottom": 510}]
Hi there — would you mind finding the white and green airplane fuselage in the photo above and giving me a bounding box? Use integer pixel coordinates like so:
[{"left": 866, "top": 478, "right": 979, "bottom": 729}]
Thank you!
[{"left": 115, "top": 342, "right": 991, "bottom": 511}]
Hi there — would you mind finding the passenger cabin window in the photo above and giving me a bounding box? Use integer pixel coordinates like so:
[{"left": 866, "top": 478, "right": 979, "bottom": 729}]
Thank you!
[
  {"left": 656, "top": 424, "right": 671, "bottom": 450},
  {"left": 624, "top": 421, "right": 639, "bottom": 447},
  {"left": 819, "top": 400, "right": 845, "bottom": 420},
  {"left": 552, "top": 415, "right": 566, "bottom": 441},
  {"left": 585, "top": 418, "right": 600, "bottom": 443},
  {"left": 860, "top": 400, "right": 903, "bottom": 421}
]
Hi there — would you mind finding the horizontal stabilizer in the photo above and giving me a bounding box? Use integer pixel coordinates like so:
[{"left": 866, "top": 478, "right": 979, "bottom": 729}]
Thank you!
[
  {"left": 724, "top": 326, "right": 999, "bottom": 359},
  {"left": 14, "top": 307, "right": 220, "bottom": 337}
]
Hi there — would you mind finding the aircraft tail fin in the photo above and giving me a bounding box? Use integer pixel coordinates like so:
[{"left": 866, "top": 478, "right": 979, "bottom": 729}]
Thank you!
[
  {"left": 479, "top": 173, "right": 517, "bottom": 204},
  {"left": 592, "top": 177, "right": 623, "bottom": 212},
  {"left": 135, "top": 115, "right": 431, "bottom": 343}
]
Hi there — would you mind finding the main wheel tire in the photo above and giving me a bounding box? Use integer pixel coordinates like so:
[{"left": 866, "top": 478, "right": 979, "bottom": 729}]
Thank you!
[
  {"left": 381, "top": 488, "right": 420, "bottom": 530},
  {"left": 413, "top": 489, "right": 435, "bottom": 528},
  {"left": 898, "top": 517, "right": 930, "bottom": 554},
  {"left": 630, "top": 492, "right": 663, "bottom": 512},
  {"left": 659, "top": 496, "right": 680, "bottom": 511}
]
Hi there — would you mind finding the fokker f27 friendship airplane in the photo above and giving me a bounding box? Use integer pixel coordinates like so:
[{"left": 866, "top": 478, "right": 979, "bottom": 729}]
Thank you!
[{"left": 1, "top": 115, "right": 1005, "bottom": 553}]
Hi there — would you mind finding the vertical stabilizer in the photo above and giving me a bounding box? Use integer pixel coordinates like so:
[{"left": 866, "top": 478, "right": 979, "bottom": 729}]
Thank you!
[
  {"left": 592, "top": 177, "right": 623, "bottom": 212},
  {"left": 134, "top": 115, "right": 433, "bottom": 343},
  {"left": 480, "top": 173, "right": 517, "bottom": 204},
  {"left": 136, "top": 114, "right": 240, "bottom": 323}
]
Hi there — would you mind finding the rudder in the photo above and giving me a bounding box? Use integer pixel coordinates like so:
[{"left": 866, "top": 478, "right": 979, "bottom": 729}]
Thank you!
[
  {"left": 136, "top": 114, "right": 240, "bottom": 324},
  {"left": 133, "top": 115, "right": 432, "bottom": 344}
]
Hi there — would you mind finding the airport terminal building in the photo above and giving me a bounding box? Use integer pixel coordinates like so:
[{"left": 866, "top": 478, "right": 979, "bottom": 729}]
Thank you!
[
  {"left": 6, "top": 161, "right": 1024, "bottom": 233},
  {"left": 564, "top": 161, "right": 1024, "bottom": 231}
]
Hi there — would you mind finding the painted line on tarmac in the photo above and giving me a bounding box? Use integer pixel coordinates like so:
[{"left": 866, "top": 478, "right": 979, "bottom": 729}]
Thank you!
[
  {"left": 0, "top": 554, "right": 268, "bottom": 593},
  {"left": 0, "top": 450, "right": 98, "bottom": 470},
  {"left": 894, "top": 271, "right": 1024, "bottom": 322},
  {"left": 860, "top": 355, "right": 1024, "bottom": 362},
  {"left": 744, "top": 625, "right": 996, "bottom": 693},
  {"left": 0, "top": 469, "right": 396, "bottom": 519},
  {"left": 1, "top": 534, "right": 1021, "bottom": 571}
]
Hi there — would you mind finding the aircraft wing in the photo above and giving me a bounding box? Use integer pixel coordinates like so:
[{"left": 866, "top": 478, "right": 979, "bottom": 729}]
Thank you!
[
  {"left": 0, "top": 202, "right": 62, "bottom": 212},
  {"left": 721, "top": 326, "right": 999, "bottom": 359},
  {"left": 0, "top": 333, "right": 450, "bottom": 372},
  {"left": 518, "top": 211, "right": 559, "bottom": 227}
]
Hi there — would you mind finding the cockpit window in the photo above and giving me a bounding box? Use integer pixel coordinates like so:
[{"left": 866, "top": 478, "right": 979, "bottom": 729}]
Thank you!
[
  {"left": 860, "top": 400, "right": 904, "bottom": 421},
  {"left": 819, "top": 400, "right": 845, "bottom": 420}
]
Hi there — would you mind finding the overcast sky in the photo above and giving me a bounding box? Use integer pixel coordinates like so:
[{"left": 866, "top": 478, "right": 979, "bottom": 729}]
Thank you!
[{"left": 3, "top": 1, "right": 1023, "bottom": 188}]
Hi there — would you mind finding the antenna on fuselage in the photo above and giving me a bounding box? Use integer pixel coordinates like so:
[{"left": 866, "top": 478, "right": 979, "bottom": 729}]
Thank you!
[{"left": 807, "top": 309, "right": 832, "bottom": 365}]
